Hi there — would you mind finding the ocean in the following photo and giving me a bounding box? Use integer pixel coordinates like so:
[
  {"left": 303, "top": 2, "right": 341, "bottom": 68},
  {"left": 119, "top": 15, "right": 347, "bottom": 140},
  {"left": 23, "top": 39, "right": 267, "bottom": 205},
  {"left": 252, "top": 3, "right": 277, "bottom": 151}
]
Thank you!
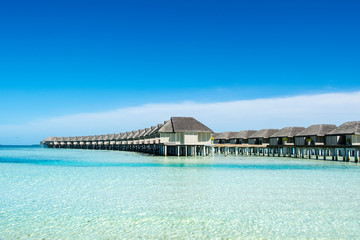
[{"left": 1, "top": 145, "right": 360, "bottom": 239}]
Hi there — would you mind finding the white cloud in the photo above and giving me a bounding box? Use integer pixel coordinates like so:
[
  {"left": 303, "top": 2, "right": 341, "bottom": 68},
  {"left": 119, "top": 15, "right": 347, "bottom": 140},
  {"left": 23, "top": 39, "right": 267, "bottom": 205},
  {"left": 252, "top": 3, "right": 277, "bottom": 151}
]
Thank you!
[{"left": 1, "top": 91, "right": 360, "bottom": 145}]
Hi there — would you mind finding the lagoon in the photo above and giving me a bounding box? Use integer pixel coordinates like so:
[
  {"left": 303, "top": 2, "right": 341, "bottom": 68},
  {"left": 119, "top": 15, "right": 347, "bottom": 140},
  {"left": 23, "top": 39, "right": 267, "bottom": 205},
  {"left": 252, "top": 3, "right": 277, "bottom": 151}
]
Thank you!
[{"left": 1, "top": 146, "right": 360, "bottom": 239}]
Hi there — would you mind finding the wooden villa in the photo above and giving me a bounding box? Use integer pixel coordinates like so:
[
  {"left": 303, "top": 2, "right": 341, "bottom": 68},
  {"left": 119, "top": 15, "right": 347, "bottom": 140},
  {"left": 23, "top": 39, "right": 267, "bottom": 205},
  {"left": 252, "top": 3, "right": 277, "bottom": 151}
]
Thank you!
[
  {"left": 229, "top": 130, "right": 257, "bottom": 144},
  {"left": 42, "top": 118, "right": 360, "bottom": 161},
  {"left": 213, "top": 132, "right": 238, "bottom": 144},
  {"left": 269, "top": 127, "right": 305, "bottom": 146},
  {"left": 326, "top": 121, "right": 360, "bottom": 146},
  {"left": 41, "top": 117, "right": 213, "bottom": 156},
  {"left": 248, "top": 129, "right": 279, "bottom": 145},
  {"left": 295, "top": 124, "right": 337, "bottom": 146}
]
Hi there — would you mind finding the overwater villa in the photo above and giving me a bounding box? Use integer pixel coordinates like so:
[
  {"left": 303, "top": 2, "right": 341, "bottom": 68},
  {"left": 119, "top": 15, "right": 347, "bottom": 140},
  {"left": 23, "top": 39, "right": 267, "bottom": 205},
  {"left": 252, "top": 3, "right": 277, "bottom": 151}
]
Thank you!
[
  {"left": 326, "top": 121, "right": 360, "bottom": 146},
  {"left": 295, "top": 124, "right": 337, "bottom": 146},
  {"left": 41, "top": 118, "right": 360, "bottom": 162},
  {"left": 42, "top": 117, "right": 213, "bottom": 156},
  {"left": 248, "top": 129, "right": 279, "bottom": 145},
  {"left": 229, "top": 130, "right": 257, "bottom": 144},
  {"left": 269, "top": 127, "right": 305, "bottom": 145},
  {"left": 213, "top": 132, "right": 238, "bottom": 144}
]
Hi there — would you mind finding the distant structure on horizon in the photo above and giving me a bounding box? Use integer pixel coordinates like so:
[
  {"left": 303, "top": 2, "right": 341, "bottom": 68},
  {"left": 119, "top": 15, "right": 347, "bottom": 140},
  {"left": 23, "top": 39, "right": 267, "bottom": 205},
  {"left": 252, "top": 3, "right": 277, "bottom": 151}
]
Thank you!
[{"left": 41, "top": 117, "right": 213, "bottom": 156}]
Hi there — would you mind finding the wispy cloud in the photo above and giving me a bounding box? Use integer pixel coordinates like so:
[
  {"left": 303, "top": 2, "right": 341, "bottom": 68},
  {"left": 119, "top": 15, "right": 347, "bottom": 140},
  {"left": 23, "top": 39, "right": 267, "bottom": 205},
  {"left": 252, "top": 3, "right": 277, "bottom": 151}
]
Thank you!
[{"left": 1, "top": 91, "right": 360, "bottom": 145}]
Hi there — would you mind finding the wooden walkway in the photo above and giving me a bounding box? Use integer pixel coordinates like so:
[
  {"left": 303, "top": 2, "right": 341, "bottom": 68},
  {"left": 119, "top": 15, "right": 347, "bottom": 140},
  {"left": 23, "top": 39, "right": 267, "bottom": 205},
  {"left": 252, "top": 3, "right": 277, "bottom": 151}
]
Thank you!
[{"left": 214, "top": 144, "right": 360, "bottom": 162}]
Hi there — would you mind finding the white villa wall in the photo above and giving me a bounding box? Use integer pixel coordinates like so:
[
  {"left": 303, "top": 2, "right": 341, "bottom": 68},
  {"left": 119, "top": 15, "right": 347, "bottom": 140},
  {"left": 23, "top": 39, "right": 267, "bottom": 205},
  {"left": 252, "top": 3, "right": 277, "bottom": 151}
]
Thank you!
[
  {"left": 160, "top": 133, "right": 183, "bottom": 144},
  {"left": 198, "top": 132, "right": 211, "bottom": 144},
  {"left": 160, "top": 132, "right": 210, "bottom": 145},
  {"left": 184, "top": 132, "right": 198, "bottom": 144},
  {"left": 351, "top": 135, "right": 360, "bottom": 146}
]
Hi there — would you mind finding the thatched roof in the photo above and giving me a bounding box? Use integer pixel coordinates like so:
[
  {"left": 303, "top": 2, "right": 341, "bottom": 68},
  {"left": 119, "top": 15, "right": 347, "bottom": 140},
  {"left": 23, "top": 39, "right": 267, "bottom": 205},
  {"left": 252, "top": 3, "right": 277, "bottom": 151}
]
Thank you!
[
  {"left": 158, "top": 117, "right": 212, "bottom": 133},
  {"left": 142, "top": 128, "right": 153, "bottom": 137},
  {"left": 328, "top": 121, "right": 360, "bottom": 135},
  {"left": 231, "top": 130, "right": 257, "bottom": 139},
  {"left": 137, "top": 129, "right": 146, "bottom": 138},
  {"left": 147, "top": 126, "right": 159, "bottom": 136},
  {"left": 271, "top": 127, "right": 305, "bottom": 138},
  {"left": 152, "top": 124, "right": 164, "bottom": 135},
  {"left": 249, "top": 129, "right": 280, "bottom": 138},
  {"left": 215, "top": 132, "right": 238, "bottom": 140},
  {"left": 102, "top": 135, "right": 109, "bottom": 140},
  {"left": 158, "top": 121, "right": 173, "bottom": 132},
  {"left": 42, "top": 137, "right": 56, "bottom": 142},
  {"left": 132, "top": 130, "right": 141, "bottom": 139},
  {"left": 296, "top": 124, "right": 337, "bottom": 137},
  {"left": 119, "top": 133, "right": 127, "bottom": 140},
  {"left": 107, "top": 134, "right": 115, "bottom": 140},
  {"left": 125, "top": 132, "right": 133, "bottom": 139},
  {"left": 212, "top": 133, "right": 221, "bottom": 138}
]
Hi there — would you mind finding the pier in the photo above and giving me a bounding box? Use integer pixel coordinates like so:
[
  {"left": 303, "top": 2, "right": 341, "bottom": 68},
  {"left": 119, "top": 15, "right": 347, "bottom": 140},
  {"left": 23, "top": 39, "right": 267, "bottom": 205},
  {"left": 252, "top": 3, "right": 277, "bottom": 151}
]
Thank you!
[
  {"left": 213, "top": 144, "right": 360, "bottom": 162},
  {"left": 41, "top": 117, "right": 214, "bottom": 157},
  {"left": 41, "top": 119, "right": 360, "bottom": 162},
  {"left": 213, "top": 121, "right": 360, "bottom": 162}
]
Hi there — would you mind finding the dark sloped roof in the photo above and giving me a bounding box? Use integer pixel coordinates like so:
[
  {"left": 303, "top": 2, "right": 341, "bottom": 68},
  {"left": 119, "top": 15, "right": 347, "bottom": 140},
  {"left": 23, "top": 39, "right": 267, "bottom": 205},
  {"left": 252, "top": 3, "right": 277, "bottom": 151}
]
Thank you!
[
  {"left": 145, "top": 125, "right": 160, "bottom": 137},
  {"left": 212, "top": 133, "right": 221, "bottom": 138},
  {"left": 328, "top": 121, "right": 360, "bottom": 135},
  {"left": 107, "top": 134, "right": 115, "bottom": 140},
  {"left": 173, "top": 117, "right": 212, "bottom": 133},
  {"left": 215, "top": 132, "right": 238, "bottom": 140},
  {"left": 158, "top": 117, "right": 212, "bottom": 133},
  {"left": 132, "top": 130, "right": 140, "bottom": 139},
  {"left": 137, "top": 129, "right": 146, "bottom": 138},
  {"left": 142, "top": 128, "right": 153, "bottom": 137},
  {"left": 102, "top": 135, "right": 109, "bottom": 140},
  {"left": 148, "top": 125, "right": 160, "bottom": 136},
  {"left": 42, "top": 137, "right": 56, "bottom": 142},
  {"left": 271, "top": 127, "right": 305, "bottom": 138},
  {"left": 296, "top": 124, "right": 337, "bottom": 137},
  {"left": 125, "top": 132, "right": 133, "bottom": 139},
  {"left": 153, "top": 124, "right": 164, "bottom": 134},
  {"left": 158, "top": 121, "right": 173, "bottom": 132},
  {"left": 231, "top": 130, "right": 257, "bottom": 139},
  {"left": 249, "top": 129, "right": 280, "bottom": 138},
  {"left": 119, "top": 133, "right": 126, "bottom": 139}
]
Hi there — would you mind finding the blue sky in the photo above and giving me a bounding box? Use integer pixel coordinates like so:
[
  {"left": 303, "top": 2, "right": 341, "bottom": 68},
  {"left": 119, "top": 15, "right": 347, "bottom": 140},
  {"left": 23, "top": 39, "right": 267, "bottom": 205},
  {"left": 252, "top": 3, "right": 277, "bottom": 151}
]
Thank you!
[{"left": 1, "top": 0, "right": 360, "bottom": 144}]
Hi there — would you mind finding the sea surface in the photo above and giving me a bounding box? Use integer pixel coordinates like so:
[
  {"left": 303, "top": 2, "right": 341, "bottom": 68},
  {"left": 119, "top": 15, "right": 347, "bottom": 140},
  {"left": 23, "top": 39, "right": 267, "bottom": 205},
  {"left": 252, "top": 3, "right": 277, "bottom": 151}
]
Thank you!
[{"left": 0, "top": 146, "right": 360, "bottom": 239}]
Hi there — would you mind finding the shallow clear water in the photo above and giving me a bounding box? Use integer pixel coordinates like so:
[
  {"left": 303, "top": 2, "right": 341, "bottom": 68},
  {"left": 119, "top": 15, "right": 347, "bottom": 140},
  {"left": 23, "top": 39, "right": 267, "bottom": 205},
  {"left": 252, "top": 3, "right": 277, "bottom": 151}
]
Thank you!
[{"left": 1, "top": 146, "right": 360, "bottom": 239}]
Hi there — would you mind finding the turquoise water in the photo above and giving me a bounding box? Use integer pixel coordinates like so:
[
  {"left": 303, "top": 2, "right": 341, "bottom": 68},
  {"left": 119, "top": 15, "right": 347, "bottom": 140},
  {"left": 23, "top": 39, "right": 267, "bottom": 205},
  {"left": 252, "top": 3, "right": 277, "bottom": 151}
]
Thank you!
[{"left": 1, "top": 146, "right": 360, "bottom": 239}]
